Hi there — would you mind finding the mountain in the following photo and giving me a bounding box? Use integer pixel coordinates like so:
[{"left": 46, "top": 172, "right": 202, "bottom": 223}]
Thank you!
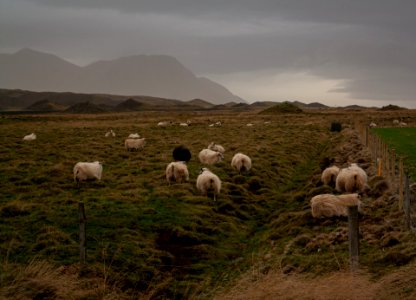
[{"left": 0, "top": 49, "right": 243, "bottom": 105}]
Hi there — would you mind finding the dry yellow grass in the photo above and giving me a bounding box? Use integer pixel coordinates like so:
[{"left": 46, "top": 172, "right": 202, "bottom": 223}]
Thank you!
[{"left": 214, "top": 263, "right": 416, "bottom": 300}]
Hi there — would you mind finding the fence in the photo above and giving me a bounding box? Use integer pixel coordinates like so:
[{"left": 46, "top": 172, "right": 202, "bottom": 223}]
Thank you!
[{"left": 355, "top": 123, "right": 414, "bottom": 230}]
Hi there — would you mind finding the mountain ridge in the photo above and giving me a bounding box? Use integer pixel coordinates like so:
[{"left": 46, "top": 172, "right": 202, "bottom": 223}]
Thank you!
[{"left": 0, "top": 48, "right": 244, "bottom": 104}]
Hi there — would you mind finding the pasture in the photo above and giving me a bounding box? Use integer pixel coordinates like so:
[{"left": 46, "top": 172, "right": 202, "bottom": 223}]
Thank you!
[
  {"left": 1, "top": 110, "right": 416, "bottom": 299},
  {"left": 372, "top": 127, "right": 416, "bottom": 180}
]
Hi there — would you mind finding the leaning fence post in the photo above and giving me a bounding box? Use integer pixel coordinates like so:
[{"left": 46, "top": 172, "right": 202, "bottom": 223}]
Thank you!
[
  {"left": 348, "top": 206, "right": 359, "bottom": 272},
  {"left": 79, "top": 201, "right": 86, "bottom": 266}
]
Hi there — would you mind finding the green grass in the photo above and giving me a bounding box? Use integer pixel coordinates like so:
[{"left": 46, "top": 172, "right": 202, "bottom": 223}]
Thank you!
[{"left": 372, "top": 127, "right": 416, "bottom": 179}]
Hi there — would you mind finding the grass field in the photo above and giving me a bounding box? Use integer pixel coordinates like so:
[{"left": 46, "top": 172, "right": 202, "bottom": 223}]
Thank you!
[
  {"left": 1, "top": 110, "right": 416, "bottom": 299},
  {"left": 372, "top": 127, "right": 416, "bottom": 180}
]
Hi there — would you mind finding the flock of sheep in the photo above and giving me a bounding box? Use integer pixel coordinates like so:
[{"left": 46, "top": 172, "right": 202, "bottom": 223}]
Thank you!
[
  {"left": 27, "top": 127, "right": 253, "bottom": 201},
  {"left": 311, "top": 163, "right": 368, "bottom": 218},
  {"left": 22, "top": 125, "right": 369, "bottom": 215}
]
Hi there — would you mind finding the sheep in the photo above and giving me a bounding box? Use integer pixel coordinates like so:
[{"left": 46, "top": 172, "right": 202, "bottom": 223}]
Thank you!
[
  {"left": 105, "top": 129, "right": 115, "bottom": 137},
  {"left": 173, "top": 145, "right": 191, "bottom": 162},
  {"left": 165, "top": 161, "right": 189, "bottom": 184},
  {"left": 369, "top": 122, "right": 377, "bottom": 128},
  {"left": 208, "top": 142, "right": 225, "bottom": 154},
  {"left": 399, "top": 121, "right": 407, "bottom": 127},
  {"left": 128, "top": 133, "right": 140, "bottom": 138},
  {"left": 321, "top": 165, "right": 340, "bottom": 187},
  {"left": 336, "top": 163, "right": 368, "bottom": 193},
  {"left": 179, "top": 120, "right": 191, "bottom": 126},
  {"left": 196, "top": 168, "right": 221, "bottom": 201},
  {"left": 246, "top": 123, "right": 254, "bottom": 127},
  {"left": 310, "top": 193, "right": 361, "bottom": 218},
  {"left": 198, "top": 149, "right": 224, "bottom": 165},
  {"left": 23, "top": 133, "right": 36, "bottom": 141},
  {"left": 393, "top": 119, "right": 400, "bottom": 125},
  {"left": 73, "top": 161, "right": 102, "bottom": 184},
  {"left": 125, "top": 138, "right": 146, "bottom": 151},
  {"left": 157, "top": 121, "right": 171, "bottom": 127},
  {"left": 231, "top": 153, "right": 252, "bottom": 173}
]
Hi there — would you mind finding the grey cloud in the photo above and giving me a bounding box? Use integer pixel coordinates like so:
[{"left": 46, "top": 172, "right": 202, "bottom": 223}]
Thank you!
[{"left": 2, "top": 0, "right": 416, "bottom": 105}]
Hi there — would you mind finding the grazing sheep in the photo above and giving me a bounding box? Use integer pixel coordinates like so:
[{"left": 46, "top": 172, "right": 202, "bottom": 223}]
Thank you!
[
  {"left": 166, "top": 161, "right": 189, "bottom": 184},
  {"left": 198, "top": 149, "right": 224, "bottom": 165},
  {"left": 321, "top": 166, "right": 340, "bottom": 187},
  {"left": 231, "top": 153, "right": 252, "bottom": 173},
  {"left": 196, "top": 168, "right": 221, "bottom": 201},
  {"left": 208, "top": 142, "right": 225, "bottom": 154},
  {"left": 369, "top": 122, "right": 377, "bottom": 128},
  {"left": 393, "top": 119, "right": 400, "bottom": 125},
  {"left": 105, "top": 129, "right": 115, "bottom": 137},
  {"left": 173, "top": 145, "right": 192, "bottom": 162},
  {"left": 73, "top": 161, "right": 103, "bottom": 184},
  {"left": 246, "top": 123, "right": 254, "bottom": 127},
  {"left": 399, "top": 121, "right": 407, "bottom": 127},
  {"left": 179, "top": 120, "right": 191, "bottom": 126},
  {"left": 336, "top": 163, "right": 368, "bottom": 193},
  {"left": 128, "top": 133, "right": 140, "bottom": 138},
  {"left": 23, "top": 133, "right": 36, "bottom": 141},
  {"left": 157, "top": 121, "right": 170, "bottom": 127},
  {"left": 125, "top": 138, "right": 146, "bottom": 151},
  {"left": 310, "top": 193, "right": 361, "bottom": 218}
]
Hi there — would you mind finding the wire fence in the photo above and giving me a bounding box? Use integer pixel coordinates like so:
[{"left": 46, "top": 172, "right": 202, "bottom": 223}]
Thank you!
[{"left": 355, "top": 122, "right": 414, "bottom": 230}]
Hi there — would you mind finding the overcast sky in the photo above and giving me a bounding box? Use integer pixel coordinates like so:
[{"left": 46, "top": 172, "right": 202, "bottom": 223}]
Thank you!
[{"left": 1, "top": 0, "right": 416, "bottom": 108}]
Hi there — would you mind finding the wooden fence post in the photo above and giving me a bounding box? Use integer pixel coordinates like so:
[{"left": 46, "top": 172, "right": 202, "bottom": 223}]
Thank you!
[
  {"left": 391, "top": 149, "right": 396, "bottom": 187},
  {"left": 385, "top": 144, "right": 390, "bottom": 179},
  {"left": 348, "top": 206, "right": 359, "bottom": 272},
  {"left": 404, "top": 174, "right": 411, "bottom": 229},
  {"left": 79, "top": 201, "right": 86, "bottom": 266},
  {"left": 399, "top": 158, "right": 404, "bottom": 210}
]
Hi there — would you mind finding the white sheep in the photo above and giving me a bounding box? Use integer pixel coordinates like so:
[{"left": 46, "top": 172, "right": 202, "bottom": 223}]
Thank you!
[
  {"left": 73, "top": 161, "right": 103, "bottom": 184},
  {"left": 208, "top": 142, "right": 225, "bottom": 154},
  {"left": 321, "top": 165, "right": 340, "bottom": 187},
  {"left": 369, "top": 122, "right": 377, "bottom": 128},
  {"left": 105, "top": 129, "right": 115, "bottom": 137},
  {"left": 125, "top": 138, "right": 146, "bottom": 151},
  {"left": 23, "top": 133, "right": 36, "bottom": 141},
  {"left": 128, "top": 133, "right": 140, "bottom": 138},
  {"left": 246, "top": 123, "right": 254, "bottom": 127},
  {"left": 393, "top": 119, "right": 400, "bottom": 125},
  {"left": 399, "top": 121, "right": 407, "bottom": 127},
  {"left": 179, "top": 120, "right": 191, "bottom": 126},
  {"left": 198, "top": 149, "right": 224, "bottom": 165},
  {"left": 157, "top": 121, "right": 170, "bottom": 127},
  {"left": 165, "top": 161, "right": 189, "bottom": 184},
  {"left": 231, "top": 153, "right": 252, "bottom": 173},
  {"left": 196, "top": 168, "right": 221, "bottom": 201},
  {"left": 336, "top": 163, "right": 368, "bottom": 193},
  {"left": 310, "top": 193, "right": 361, "bottom": 218}
]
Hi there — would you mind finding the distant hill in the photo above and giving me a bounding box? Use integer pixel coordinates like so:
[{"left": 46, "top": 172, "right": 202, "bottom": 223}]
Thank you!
[
  {"left": 186, "top": 98, "right": 215, "bottom": 109},
  {"left": 25, "top": 99, "right": 68, "bottom": 112},
  {"left": 65, "top": 101, "right": 107, "bottom": 113},
  {"left": 115, "top": 98, "right": 145, "bottom": 111},
  {"left": 0, "top": 48, "right": 244, "bottom": 105},
  {"left": 378, "top": 104, "right": 407, "bottom": 111},
  {"left": 259, "top": 102, "right": 303, "bottom": 114}
]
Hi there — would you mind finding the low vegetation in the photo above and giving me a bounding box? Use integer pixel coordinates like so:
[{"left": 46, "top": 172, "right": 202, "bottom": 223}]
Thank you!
[
  {"left": 372, "top": 127, "right": 416, "bottom": 180},
  {"left": 0, "top": 110, "right": 415, "bottom": 299}
]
